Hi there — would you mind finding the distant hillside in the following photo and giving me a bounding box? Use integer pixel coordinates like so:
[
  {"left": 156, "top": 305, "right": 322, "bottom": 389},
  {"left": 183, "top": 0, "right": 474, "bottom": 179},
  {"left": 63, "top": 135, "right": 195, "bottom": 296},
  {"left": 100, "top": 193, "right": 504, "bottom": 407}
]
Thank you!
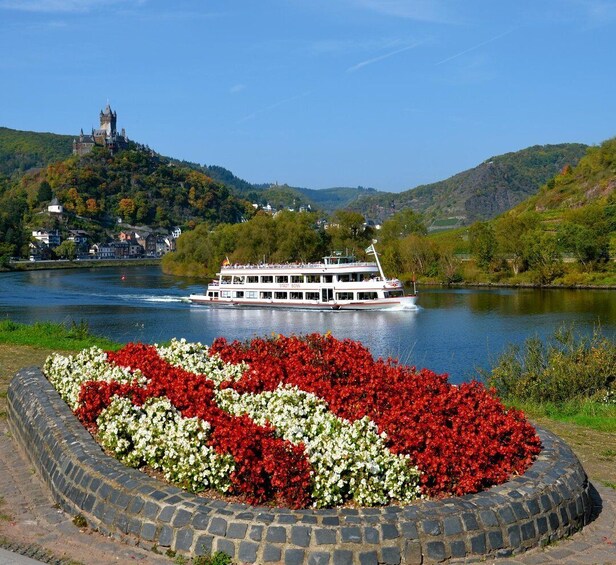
[
  {"left": 348, "top": 144, "right": 588, "bottom": 224},
  {"left": 514, "top": 138, "right": 616, "bottom": 214},
  {"left": 17, "top": 146, "right": 252, "bottom": 229},
  {"left": 295, "top": 186, "right": 378, "bottom": 213},
  {"left": 0, "top": 127, "right": 73, "bottom": 178}
]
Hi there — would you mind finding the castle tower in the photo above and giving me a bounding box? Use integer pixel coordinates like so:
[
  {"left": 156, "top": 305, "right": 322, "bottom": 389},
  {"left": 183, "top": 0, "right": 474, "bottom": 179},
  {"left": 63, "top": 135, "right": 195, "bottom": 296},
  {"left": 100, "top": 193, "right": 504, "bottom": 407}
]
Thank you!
[{"left": 99, "top": 104, "right": 117, "bottom": 137}]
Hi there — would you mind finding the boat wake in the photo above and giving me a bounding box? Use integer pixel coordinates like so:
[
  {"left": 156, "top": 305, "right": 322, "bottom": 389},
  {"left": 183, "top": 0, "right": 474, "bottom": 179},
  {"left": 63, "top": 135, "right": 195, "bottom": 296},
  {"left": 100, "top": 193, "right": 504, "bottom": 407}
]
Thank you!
[{"left": 118, "top": 294, "right": 187, "bottom": 304}]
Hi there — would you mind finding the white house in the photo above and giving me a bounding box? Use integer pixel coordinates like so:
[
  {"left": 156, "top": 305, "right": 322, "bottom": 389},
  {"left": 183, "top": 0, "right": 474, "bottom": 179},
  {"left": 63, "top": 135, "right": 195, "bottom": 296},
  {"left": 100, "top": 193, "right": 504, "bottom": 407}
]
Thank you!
[
  {"left": 32, "top": 229, "right": 61, "bottom": 248},
  {"left": 48, "top": 198, "right": 63, "bottom": 215}
]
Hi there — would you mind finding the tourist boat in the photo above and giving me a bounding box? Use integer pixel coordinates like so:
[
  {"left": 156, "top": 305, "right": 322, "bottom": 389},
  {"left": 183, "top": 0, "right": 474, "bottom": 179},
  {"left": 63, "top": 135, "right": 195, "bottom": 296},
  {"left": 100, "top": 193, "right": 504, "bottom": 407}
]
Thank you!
[{"left": 188, "top": 245, "right": 417, "bottom": 310}]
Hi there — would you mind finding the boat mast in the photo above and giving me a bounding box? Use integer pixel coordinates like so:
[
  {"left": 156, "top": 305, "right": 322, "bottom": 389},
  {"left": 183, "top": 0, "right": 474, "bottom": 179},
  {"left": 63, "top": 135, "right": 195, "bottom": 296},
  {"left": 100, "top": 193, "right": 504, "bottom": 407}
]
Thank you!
[{"left": 366, "top": 244, "right": 386, "bottom": 280}]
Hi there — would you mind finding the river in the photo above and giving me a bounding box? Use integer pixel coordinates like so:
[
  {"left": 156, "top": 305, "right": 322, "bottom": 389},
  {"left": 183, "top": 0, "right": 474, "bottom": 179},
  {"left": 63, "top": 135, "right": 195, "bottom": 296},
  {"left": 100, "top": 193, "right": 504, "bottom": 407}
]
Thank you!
[{"left": 2, "top": 266, "right": 615, "bottom": 384}]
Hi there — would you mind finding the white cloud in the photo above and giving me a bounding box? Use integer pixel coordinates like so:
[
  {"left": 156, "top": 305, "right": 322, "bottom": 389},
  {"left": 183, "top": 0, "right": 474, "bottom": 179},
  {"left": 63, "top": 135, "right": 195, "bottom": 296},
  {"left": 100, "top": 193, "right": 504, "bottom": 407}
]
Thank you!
[
  {"left": 435, "top": 29, "right": 515, "bottom": 66},
  {"left": 229, "top": 84, "right": 246, "bottom": 94},
  {"left": 346, "top": 41, "right": 423, "bottom": 73},
  {"left": 0, "top": 0, "right": 145, "bottom": 13}
]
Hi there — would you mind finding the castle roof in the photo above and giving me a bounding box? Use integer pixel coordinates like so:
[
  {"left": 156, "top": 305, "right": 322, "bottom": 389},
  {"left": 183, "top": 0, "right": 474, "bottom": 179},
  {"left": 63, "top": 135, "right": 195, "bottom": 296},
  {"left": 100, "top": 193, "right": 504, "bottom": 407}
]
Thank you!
[{"left": 102, "top": 104, "right": 113, "bottom": 116}]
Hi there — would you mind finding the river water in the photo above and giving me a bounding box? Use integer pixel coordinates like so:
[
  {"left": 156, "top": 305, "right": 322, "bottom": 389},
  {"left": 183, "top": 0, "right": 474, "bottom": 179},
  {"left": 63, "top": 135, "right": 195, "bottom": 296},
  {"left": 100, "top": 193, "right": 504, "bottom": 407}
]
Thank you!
[{"left": 2, "top": 266, "right": 615, "bottom": 384}]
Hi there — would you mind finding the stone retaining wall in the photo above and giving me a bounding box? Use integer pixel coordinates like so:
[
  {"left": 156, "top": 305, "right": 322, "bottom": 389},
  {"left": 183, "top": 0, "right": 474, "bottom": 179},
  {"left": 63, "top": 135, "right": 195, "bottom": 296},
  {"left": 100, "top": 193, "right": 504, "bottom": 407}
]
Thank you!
[{"left": 8, "top": 367, "right": 593, "bottom": 564}]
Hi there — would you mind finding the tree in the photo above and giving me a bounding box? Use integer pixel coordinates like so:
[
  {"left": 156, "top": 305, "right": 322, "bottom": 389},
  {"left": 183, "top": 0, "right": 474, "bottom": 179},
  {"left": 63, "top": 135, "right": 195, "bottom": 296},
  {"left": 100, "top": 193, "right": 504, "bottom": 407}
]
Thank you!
[
  {"left": 36, "top": 181, "right": 53, "bottom": 204},
  {"left": 494, "top": 213, "right": 539, "bottom": 275},
  {"left": 329, "top": 210, "right": 373, "bottom": 254},
  {"left": 521, "top": 231, "right": 563, "bottom": 285},
  {"left": 557, "top": 222, "right": 609, "bottom": 269},
  {"left": 379, "top": 209, "right": 427, "bottom": 245},
  {"left": 54, "top": 240, "right": 77, "bottom": 260},
  {"left": 469, "top": 221, "right": 497, "bottom": 270}
]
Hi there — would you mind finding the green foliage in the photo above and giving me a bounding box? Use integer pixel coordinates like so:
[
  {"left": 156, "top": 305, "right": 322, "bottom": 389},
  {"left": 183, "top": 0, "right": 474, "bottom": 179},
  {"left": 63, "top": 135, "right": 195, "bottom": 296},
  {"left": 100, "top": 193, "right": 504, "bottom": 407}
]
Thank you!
[
  {"left": 327, "top": 210, "right": 373, "bottom": 255},
  {"left": 163, "top": 211, "right": 329, "bottom": 276},
  {"left": 506, "top": 398, "right": 616, "bottom": 432},
  {"left": 468, "top": 221, "right": 497, "bottom": 269},
  {"left": 483, "top": 324, "right": 616, "bottom": 404},
  {"left": 0, "top": 127, "right": 73, "bottom": 179},
  {"left": 379, "top": 208, "right": 426, "bottom": 245},
  {"left": 0, "top": 319, "right": 119, "bottom": 350},
  {"left": 54, "top": 240, "right": 77, "bottom": 260},
  {"left": 15, "top": 147, "right": 252, "bottom": 229},
  {"left": 192, "top": 552, "right": 232, "bottom": 565},
  {"left": 521, "top": 230, "right": 563, "bottom": 285}
]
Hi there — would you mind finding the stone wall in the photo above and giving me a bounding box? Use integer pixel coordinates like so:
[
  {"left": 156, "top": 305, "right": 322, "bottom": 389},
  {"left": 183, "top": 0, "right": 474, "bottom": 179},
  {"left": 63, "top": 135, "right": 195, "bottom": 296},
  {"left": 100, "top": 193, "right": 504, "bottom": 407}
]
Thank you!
[{"left": 8, "top": 367, "right": 594, "bottom": 564}]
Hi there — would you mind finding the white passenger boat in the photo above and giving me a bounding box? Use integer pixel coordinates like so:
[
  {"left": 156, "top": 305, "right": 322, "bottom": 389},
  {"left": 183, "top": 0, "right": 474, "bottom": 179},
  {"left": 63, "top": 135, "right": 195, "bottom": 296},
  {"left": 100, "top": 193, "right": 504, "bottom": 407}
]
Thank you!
[{"left": 189, "top": 245, "right": 417, "bottom": 311}]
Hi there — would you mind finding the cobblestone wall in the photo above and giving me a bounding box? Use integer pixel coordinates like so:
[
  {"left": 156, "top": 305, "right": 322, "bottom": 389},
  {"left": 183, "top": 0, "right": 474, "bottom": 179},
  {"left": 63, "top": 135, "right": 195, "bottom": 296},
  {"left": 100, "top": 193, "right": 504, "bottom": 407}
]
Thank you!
[{"left": 8, "top": 367, "right": 593, "bottom": 564}]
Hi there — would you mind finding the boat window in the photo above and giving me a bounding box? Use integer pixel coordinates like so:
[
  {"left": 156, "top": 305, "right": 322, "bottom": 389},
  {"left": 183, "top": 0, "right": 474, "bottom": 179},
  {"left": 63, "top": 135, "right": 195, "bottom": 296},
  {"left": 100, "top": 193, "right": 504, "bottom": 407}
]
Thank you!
[
  {"left": 220, "top": 277, "right": 231, "bottom": 284},
  {"left": 305, "top": 274, "right": 320, "bottom": 283},
  {"left": 290, "top": 292, "right": 303, "bottom": 300},
  {"left": 232, "top": 276, "right": 245, "bottom": 285},
  {"left": 305, "top": 292, "right": 319, "bottom": 300},
  {"left": 221, "top": 290, "right": 231, "bottom": 298},
  {"left": 357, "top": 292, "right": 378, "bottom": 300},
  {"left": 260, "top": 291, "right": 272, "bottom": 299},
  {"left": 337, "top": 274, "right": 350, "bottom": 282},
  {"left": 246, "top": 291, "right": 258, "bottom": 299},
  {"left": 385, "top": 290, "right": 403, "bottom": 298},
  {"left": 247, "top": 276, "right": 259, "bottom": 283},
  {"left": 291, "top": 275, "right": 303, "bottom": 284},
  {"left": 276, "top": 275, "right": 289, "bottom": 284},
  {"left": 233, "top": 291, "right": 244, "bottom": 298},
  {"left": 260, "top": 275, "right": 273, "bottom": 283},
  {"left": 322, "top": 275, "right": 333, "bottom": 283},
  {"left": 274, "top": 291, "right": 288, "bottom": 299},
  {"left": 336, "top": 292, "right": 354, "bottom": 300}
]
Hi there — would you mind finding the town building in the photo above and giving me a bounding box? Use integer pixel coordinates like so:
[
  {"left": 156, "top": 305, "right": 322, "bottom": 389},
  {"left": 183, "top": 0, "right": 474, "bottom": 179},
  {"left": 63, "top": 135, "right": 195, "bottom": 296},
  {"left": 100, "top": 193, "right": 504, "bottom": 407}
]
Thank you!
[{"left": 32, "top": 229, "right": 61, "bottom": 248}]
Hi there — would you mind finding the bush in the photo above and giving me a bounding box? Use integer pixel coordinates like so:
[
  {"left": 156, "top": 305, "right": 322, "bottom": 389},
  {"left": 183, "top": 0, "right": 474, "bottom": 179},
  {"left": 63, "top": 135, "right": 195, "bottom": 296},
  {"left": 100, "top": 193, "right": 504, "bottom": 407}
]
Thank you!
[{"left": 483, "top": 324, "right": 616, "bottom": 404}]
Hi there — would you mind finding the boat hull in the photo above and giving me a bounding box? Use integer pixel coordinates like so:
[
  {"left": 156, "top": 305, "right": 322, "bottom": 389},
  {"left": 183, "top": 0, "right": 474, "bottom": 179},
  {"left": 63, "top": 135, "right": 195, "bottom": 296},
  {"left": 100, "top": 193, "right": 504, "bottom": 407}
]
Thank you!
[{"left": 188, "top": 294, "right": 417, "bottom": 311}]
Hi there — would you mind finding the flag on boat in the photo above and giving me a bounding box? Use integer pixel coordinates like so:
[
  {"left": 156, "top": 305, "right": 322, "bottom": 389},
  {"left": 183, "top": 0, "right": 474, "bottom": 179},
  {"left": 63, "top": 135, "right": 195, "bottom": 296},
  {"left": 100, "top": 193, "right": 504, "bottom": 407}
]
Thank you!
[
  {"left": 365, "top": 244, "right": 375, "bottom": 255},
  {"left": 222, "top": 257, "right": 230, "bottom": 266}
]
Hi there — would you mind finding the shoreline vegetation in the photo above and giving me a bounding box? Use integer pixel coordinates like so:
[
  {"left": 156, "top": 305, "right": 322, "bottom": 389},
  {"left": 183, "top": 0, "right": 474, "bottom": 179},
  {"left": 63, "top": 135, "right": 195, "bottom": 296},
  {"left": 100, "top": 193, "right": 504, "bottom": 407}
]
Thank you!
[
  {"left": 0, "top": 320, "right": 613, "bottom": 491},
  {"left": 3, "top": 257, "right": 616, "bottom": 290},
  {"left": 1, "top": 257, "right": 161, "bottom": 273}
]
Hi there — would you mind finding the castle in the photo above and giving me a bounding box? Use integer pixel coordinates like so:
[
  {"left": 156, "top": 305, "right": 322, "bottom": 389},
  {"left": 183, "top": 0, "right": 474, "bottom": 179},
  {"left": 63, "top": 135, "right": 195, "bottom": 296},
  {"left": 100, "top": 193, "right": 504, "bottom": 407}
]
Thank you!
[{"left": 73, "top": 104, "right": 129, "bottom": 156}]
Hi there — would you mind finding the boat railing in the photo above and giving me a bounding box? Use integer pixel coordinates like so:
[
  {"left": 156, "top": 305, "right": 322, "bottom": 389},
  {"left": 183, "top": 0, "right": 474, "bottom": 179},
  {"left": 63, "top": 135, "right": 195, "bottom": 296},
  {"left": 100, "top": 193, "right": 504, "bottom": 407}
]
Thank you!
[{"left": 221, "top": 261, "right": 377, "bottom": 270}]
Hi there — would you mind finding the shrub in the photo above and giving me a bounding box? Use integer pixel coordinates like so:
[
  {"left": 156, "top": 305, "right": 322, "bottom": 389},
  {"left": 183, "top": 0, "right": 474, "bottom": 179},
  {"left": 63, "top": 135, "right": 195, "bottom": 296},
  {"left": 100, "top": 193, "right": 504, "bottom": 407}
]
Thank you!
[{"left": 483, "top": 324, "right": 616, "bottom": 404}]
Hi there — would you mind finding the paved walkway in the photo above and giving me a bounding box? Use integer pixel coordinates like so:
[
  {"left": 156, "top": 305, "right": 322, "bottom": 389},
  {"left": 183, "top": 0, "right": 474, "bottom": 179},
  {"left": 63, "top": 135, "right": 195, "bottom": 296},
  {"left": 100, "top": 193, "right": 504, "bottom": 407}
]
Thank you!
[{"left": 0, "top": 419, "right": 614, "bottom": 564}]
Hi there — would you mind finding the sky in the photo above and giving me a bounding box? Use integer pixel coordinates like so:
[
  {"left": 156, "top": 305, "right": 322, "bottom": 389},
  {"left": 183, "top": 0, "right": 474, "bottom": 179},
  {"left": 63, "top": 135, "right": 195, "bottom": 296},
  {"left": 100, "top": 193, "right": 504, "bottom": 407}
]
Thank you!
[{"left": 1, "top": 0, "right": 615, "bottom": 192}]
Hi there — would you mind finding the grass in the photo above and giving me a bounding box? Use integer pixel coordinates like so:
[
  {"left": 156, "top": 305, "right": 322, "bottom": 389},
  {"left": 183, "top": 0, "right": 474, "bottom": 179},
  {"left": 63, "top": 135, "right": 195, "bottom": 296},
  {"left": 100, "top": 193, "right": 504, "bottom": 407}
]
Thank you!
[
  {"left": 508, "top": 399, "right": 616, "bottom": 433},
  {"left": 0, "top": 320, "right": 119, "bottom": 351}
]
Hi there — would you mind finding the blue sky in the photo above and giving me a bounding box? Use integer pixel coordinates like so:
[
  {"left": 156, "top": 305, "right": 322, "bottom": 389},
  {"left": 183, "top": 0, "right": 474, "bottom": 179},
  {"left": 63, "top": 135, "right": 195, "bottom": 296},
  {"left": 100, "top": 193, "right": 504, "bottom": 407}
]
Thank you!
[{"left": 1, "top": 0, "right": 615, "bottom": 191}]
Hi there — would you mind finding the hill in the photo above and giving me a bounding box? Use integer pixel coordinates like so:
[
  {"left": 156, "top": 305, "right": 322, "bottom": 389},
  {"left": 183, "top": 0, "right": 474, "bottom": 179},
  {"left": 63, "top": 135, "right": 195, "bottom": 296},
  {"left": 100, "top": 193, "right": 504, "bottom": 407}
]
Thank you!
[
  {"left": 514, "top": 137, "right": 616, "bottom": 214},
  {"left": 348, "top": 144, "right": 588, "bottom": 225},
  {"left": 0, "top": 127, "right": 73, "bottom": 179}
]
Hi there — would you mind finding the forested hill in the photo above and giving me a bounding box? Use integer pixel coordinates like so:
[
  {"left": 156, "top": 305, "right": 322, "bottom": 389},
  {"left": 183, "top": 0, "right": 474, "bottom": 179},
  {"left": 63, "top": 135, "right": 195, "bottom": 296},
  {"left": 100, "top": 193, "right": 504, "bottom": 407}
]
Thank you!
[
  {"left": 15, "top": 147, "right": 252, "bottom": 228},
  {"left": 347, "top": 144, "right": 588, "bottom": 225},
  {"left": 0, "top": 127, "right": 73, "bottom": 178},
  {"left": 514, "top": 137, "right": 616, "bottom": 213}
]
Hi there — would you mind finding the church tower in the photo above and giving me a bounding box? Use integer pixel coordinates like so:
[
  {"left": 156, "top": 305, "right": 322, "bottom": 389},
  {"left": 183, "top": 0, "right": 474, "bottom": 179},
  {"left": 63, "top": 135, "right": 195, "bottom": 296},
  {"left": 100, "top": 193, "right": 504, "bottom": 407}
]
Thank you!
[{"left": 99, "top": 104, "right": 117, "bottom": 137}]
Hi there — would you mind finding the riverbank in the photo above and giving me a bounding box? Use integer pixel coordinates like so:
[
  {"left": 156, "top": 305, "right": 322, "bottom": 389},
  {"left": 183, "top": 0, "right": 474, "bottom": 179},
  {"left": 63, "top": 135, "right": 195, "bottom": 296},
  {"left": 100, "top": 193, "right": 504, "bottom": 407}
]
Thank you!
[{"left": 2, "top": 257, "right": 161, "bottom": 272}]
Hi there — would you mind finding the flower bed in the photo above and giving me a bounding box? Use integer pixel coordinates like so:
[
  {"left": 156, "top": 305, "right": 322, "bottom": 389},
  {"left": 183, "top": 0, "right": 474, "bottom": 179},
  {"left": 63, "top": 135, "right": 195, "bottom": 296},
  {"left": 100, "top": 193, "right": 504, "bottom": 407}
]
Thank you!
[{"left": 44, "top": 333, "right": 541, "bottom": 510}]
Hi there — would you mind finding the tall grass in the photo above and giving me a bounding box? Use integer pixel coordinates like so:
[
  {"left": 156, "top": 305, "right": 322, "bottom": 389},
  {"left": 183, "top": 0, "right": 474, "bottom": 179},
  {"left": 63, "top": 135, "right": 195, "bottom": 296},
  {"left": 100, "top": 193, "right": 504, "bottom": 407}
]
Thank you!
[
  {"left": 481, "top": 324, "right": 616, "bottom": 431},
  {"left": 0, "top": 319, "right": 119, "bottom": 351}
]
